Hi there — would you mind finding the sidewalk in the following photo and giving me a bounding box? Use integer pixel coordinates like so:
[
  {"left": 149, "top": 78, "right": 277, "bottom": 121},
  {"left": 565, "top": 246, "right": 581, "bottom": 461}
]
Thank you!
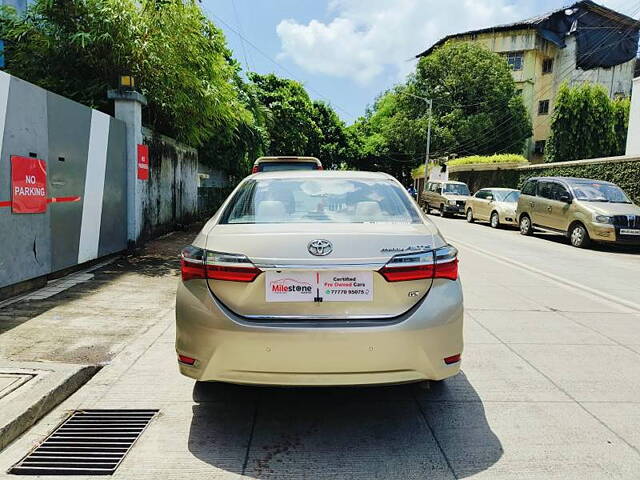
[
  {"left": 0, "top": 228, "right": 196, "bottom": 454},
  {"left": 0, "top": 230, "right": 195, "bottom": 365}
]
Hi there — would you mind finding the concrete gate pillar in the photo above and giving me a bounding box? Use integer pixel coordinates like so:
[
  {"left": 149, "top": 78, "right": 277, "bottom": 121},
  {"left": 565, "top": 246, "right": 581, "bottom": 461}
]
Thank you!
[
  {"left": 107, "top": 89, "right": 147, "bottom": 245},
  {"left": 626, "top": 77, "right": 640, "bottom": 156}
]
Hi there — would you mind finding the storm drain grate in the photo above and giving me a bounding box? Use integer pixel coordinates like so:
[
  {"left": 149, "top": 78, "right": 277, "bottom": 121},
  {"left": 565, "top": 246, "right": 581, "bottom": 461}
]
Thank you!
[{"left": 10, "top": 409, "right": 158, "bottom": 476}]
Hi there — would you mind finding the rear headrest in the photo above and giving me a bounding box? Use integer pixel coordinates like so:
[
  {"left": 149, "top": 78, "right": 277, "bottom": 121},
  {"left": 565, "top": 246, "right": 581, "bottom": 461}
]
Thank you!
[
  {"left": 355, "top": 201, "right": 383, "bottom": 219},
  {"left": 256, "top": 200, "right": 286, "bottom": 222}
]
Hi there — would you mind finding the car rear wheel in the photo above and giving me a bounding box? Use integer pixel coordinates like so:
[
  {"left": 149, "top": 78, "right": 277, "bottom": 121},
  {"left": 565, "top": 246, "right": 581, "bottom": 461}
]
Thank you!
[
  {"left": 490, "top": 211, "right": 500, "bottom": 229},
  {"left": 519, "top": 215, "right": 533, "bottom": 236},
  {"left": 569, "top": 223, "right": 591, "bottom": 248},
  {"left": 466, "top": 208, "right": 474, "bottom": 223}
]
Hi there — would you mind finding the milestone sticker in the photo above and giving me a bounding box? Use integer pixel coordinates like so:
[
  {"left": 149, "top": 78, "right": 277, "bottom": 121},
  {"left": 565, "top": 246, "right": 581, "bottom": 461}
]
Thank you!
[{"left": 265, "top": 272, "right": 315, "bottom": 302}]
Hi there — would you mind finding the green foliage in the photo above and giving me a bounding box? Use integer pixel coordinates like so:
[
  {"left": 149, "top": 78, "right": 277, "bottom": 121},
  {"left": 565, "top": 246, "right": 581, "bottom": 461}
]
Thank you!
[
  {"left": 248, "top": 73, "right": 322, "bottom": 157},
  {"left": 546, "top": 83, "right": 630, "bottom": 163},
  {"left": 451, "top": 160, "right": 640, "bottom": 205},
  {"left": 353, "top": 42, "right": 531, "bottom": 182},
  {"left": 312, "top": 100, "right": 357, "bottom": 170},
  {"left": 447, "top": 154, "right": 528, "bottom": 166},
  {"left": 414, "top": 42, "right": 531, "bottom": 157},
  {"left": 0, "top": 0, "right": 253, "bottom": 148}
]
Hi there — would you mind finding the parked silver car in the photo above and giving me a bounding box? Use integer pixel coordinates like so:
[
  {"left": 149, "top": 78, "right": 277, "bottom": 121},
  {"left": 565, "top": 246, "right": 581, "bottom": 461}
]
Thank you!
[{"left": 176, "top": 170, "right": 463, "bottom": 386}]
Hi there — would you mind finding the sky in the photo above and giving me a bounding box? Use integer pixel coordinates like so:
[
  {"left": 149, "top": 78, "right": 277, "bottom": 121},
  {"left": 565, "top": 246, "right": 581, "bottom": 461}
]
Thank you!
[{"left": 201, "top": 0, "right": 636, "bottom": 124}]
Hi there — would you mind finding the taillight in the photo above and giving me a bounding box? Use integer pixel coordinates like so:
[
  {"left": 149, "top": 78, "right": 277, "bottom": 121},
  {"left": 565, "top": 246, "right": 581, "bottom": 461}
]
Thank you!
[
  {"left": 379, "top": 245, "right": 458, "bottom": 282},
  {"left": 181, "top": 245, "right": 206, "bottom": 281},
  {"left": 251, "top": 165, "right": 259, "bottom": 173},
  {"left": 180, "top": 247, "right": 262, "bottom": 282},
  {"left": 444, "top": 354, "right": 461, "bottom": 365},
  {"left": 316, "top": 165, "right": 323, "bottom": 170}
]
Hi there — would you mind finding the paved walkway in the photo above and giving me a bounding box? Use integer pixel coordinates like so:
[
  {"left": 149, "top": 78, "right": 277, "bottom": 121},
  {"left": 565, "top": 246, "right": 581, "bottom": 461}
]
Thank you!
[{"left": 2, "top": 220, "right": 640, "bottom": 478}]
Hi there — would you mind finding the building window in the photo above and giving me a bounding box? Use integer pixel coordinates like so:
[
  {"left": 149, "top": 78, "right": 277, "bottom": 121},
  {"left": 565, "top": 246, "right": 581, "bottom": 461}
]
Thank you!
[
  {"left": 534, "top": 140, "right": 546, "bottom": 154},
  {"left": 538, "top": 100, "right": 550, "bottom": 115},
  {"left": 542, "top": 58, "right": 554, "bottom": 74},
  {"left": 505, "top": 51, "right": 524, "bottom": 71}
]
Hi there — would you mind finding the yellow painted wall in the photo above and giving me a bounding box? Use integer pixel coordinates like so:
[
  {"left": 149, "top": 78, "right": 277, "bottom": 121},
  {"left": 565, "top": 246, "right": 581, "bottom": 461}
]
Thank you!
[{"left": 445, "top": 29, "right": 636, "bottom": 163}]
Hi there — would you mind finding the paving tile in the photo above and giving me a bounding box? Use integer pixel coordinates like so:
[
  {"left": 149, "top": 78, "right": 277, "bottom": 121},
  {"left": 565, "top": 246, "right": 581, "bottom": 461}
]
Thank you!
[
  {"left": 506, "top": 285, "right": 624, "bottom": 314},
  {"left": 417, "top": 400, "right": 640, "bottom": 479},
  {"left": 470, "top": 310, "right": 614, "bottom": 345},
  {"left": 512, "top": 344, "right": 640, "bottom": 402},
  {"left": 560, "top": 312, "right": 640, "bottom": 346},
  {"left": 427, "top": 344, "right": 570, "bottom": 402},
  {"left": 582, "top": 402, "right": 640, "bottom": 453},
  {"left": 244, "top": 390, "right": 454, "bottom": 480}
]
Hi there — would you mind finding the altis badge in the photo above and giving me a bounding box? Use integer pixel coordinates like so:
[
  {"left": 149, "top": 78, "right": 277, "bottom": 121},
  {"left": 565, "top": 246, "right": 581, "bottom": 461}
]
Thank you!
[{"left": 381, "top": 245, "right": 431, "bottom": 253}]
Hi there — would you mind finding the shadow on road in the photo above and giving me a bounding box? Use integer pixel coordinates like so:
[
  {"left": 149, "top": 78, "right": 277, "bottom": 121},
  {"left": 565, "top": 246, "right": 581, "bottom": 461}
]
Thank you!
[{"left": 188, "top": 373, "right": 502, "bottom": 479}]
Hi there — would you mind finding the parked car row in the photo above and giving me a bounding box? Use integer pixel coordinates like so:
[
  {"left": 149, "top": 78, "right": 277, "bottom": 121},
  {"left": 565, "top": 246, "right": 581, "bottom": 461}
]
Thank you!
[{"left": 421, "top": 177, "right": 640, "bottom": 249}]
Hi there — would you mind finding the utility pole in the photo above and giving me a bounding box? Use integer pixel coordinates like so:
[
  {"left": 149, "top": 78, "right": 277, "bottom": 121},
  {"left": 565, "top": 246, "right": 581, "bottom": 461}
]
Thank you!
[
  {"left": 401, "top": 91, "right": 433, "bottom": 199},
  {"left": 423, "top": 98, "right": 432, "bottom": 186}
]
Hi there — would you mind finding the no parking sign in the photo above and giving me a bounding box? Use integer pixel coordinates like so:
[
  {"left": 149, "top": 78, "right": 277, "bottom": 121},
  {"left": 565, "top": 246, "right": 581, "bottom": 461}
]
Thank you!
[{"left": 11, "top": 156, "right": 47, "bottom": 214}]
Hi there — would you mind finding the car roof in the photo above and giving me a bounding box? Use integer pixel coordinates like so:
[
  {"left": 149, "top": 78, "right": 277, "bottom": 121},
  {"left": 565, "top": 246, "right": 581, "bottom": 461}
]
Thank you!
[
  {"left": 254, "top": 156, "right": 321, "bottom": 165},
  {"left": 431, "top": 180, "right": 467, "bottom": 185},
  {"left": 248, "top": 170, "right": 395, "bottom": 180},
  {"left": 526, "top": 176, "right": 615, "bottom": 185},
  {"left": 479, "top": 187, "right": 519, "bottom": 191}
]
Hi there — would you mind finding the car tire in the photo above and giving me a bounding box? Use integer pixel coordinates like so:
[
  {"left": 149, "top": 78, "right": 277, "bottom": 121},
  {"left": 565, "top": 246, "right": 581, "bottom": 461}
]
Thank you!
[
  {"left": 519, "top": 215, "right": 533, "bottom": 236},
  {"left": 466, "top": 208, "right": 474, "bottom": 223},
  {"left": 569, "top": 223, "right": 591, "bottom": 248},
  {"left": 490, "top": 211, "right": 500, "bottom": 229}
]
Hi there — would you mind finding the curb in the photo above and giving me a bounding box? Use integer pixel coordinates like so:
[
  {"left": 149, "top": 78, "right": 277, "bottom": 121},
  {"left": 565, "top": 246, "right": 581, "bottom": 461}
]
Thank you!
[{"left": 0, "top": 364, "right": 100, "bottom": 451}]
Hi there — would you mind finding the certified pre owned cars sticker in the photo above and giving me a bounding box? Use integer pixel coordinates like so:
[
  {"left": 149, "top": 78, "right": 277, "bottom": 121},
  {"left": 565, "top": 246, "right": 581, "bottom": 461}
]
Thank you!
[
  {"left": 265, "top": 271, "right": 373, "bottom": 302},
  {"left": 320, "top": 271, "right": 373, "bottom": 302}
]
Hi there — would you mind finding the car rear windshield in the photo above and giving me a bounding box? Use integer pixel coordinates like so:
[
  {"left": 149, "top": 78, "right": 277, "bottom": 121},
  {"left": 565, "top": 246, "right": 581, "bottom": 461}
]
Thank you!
[
  {"left": 443, "top": 184, "right": 470, "bottom": 195},
  {"left": 259, "top": 162, "right": 318, "bottom": 172},
  {"left": 569, "top": 181, "right": 631, "bottom": 203},
  {"left": 221, "top": 178, "right": 422, "bottom": 224}
]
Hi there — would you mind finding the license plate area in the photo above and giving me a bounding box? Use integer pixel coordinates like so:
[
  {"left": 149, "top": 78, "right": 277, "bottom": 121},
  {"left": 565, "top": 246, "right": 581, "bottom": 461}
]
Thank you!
[
  {"left": 265, "top": 271, "right": 373, "bottom": 302},
  {"left": 620, "top": 229, "right": 640, "bottom": 235}
]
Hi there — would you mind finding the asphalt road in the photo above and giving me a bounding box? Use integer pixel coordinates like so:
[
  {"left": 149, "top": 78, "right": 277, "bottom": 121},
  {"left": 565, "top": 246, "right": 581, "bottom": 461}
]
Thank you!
[{"left": 2, "top": 220, "right": 640, "bottom": 479}]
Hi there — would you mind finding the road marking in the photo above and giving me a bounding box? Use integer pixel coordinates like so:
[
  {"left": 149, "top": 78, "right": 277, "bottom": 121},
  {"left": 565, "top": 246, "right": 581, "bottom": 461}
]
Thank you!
[{"left": 450, "top": 237, "right": 640, "bottom": 314}]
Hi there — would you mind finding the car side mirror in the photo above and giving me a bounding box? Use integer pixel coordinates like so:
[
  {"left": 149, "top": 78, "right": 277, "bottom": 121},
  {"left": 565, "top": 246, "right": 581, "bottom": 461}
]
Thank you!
[
  {"left": 486, "top": 195, "right": 494, "bottom": 202},
  {"left": 559, "top": 193, "right": 572, "bottom": 203}
]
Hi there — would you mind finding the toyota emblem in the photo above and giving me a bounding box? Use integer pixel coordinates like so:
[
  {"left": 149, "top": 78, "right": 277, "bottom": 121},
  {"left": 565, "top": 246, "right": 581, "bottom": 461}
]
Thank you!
[{"left": 308, "top": 239, "right": 333, "bottom": 256}]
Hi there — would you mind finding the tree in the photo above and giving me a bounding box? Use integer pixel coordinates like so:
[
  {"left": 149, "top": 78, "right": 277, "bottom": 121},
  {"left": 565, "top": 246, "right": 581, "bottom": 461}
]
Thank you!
[
  {"left": 312, "top": 101, "right": 355, "bottom": 169},
  {"left": 248, "top": 73, "right": 322, "bottom": 156},
  {"left": 0, "top": 0, "right": 252, "bottom": 147},
  {"left": 545, "top": 83, "right": 629, "bottom": 162},
  {"left": 412, "top": 42, "right": 531, "bottom": 158},
  {"left": 351, "top": 42, "right": 531, "bottom": 180}
]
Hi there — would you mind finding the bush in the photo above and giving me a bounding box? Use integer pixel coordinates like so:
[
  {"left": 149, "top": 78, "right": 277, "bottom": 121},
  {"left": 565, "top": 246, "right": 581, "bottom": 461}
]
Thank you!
[
  {"left": 447, "top": 154, "right": 528, "bottom": 166},
  {"left": 546, "top": 83, "right": 629, "bottom": 163}
]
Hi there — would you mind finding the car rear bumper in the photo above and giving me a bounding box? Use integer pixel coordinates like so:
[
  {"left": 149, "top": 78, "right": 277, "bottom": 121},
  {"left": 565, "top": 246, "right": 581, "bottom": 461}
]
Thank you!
[{"left": 175, "top": 279, "right": 464, "bottom": 386}]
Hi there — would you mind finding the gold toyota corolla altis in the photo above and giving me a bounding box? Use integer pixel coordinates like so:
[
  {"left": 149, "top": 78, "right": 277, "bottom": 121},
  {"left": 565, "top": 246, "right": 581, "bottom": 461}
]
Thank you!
[{"left": 176, "top": 170, "right": 463, "bottom": 386}]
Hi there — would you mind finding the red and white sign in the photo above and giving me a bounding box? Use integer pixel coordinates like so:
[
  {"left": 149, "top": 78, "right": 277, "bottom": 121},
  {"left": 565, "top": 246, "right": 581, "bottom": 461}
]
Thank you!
[
  {"left": 137, "top": 144, "right": 149, "bottom": 180},
  {"left": 265, "top": 271, "right": 373, "bottom": 302},
  {"left": 11, "top": 156, "right": 47, "bottom": 214}
]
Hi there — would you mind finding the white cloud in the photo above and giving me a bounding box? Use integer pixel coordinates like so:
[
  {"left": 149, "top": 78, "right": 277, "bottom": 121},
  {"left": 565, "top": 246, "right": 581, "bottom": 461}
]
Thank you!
[
  {"left": 276, "top": 0, "right": 528, "bottom": 85},
  {"left": 276, "top": 0, "right": 639, "bottom": 86}
]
